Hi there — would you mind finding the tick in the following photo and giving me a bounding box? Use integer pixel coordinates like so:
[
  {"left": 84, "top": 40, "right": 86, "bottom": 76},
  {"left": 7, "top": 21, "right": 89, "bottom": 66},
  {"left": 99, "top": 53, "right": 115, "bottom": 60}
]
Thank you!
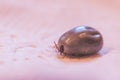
[{"left": 55, "top": 26, "right": 103, "bottom": 57}]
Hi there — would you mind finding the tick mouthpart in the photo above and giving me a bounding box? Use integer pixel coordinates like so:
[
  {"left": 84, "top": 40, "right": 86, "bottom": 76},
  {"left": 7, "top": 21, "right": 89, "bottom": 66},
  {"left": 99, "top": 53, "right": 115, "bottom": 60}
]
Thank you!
[{"left": 59, "top": 45, "right": 64, "bottom": 53}]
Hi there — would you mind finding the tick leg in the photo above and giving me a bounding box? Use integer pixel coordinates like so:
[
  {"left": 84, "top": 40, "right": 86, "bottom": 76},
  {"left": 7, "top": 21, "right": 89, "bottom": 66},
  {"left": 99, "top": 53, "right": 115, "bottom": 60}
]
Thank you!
[{"left": 54, "top": 41, "right": 59, "bottom": 52}]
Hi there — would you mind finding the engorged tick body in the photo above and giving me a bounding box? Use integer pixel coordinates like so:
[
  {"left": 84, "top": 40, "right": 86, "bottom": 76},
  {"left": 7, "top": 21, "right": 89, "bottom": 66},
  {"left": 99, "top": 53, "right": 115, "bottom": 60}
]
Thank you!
[{"left": 57, "top": 26, "right": 103, "bottom": 57}]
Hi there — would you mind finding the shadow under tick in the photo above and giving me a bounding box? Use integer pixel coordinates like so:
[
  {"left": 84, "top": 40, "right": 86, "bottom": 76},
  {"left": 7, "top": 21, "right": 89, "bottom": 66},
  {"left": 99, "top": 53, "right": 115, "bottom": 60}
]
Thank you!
[{"left": 57, "top": 47, "right": 111, "bottom": 63}]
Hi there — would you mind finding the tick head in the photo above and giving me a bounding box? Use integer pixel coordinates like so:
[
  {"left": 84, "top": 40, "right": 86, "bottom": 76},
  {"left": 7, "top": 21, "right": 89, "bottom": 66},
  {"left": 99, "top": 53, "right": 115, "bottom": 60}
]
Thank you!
[
  {"left": 59, "top": 45, "right": 64, "bottom": 53},
  {"left": 54, "top": 41, "right": 64, "bottom": 54}
]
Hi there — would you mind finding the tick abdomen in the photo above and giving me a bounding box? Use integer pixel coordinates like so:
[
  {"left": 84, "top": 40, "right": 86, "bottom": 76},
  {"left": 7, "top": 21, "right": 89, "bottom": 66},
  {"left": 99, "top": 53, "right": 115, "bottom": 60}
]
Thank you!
[{"left": 58, "top": 26, "right": 103, "bottom": 56}]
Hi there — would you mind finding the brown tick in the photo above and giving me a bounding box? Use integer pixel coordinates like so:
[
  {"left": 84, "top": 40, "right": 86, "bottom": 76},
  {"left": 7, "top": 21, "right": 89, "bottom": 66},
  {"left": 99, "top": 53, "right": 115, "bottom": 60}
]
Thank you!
[{"left": 55, "top": 26, "right": 103, "bottom": 57}]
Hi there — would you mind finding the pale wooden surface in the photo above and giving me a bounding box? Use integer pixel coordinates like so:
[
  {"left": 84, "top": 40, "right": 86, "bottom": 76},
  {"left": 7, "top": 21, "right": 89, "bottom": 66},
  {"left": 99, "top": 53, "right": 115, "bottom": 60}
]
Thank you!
[{"left": 0, "top": 0, "right": 120, "bottom": 80}]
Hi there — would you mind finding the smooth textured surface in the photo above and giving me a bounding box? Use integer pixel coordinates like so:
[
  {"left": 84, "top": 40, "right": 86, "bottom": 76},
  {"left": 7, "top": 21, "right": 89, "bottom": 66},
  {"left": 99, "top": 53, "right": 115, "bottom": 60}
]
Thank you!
[
  {"left": 58, "top": 26, "right": 103, "bottom": 56},
  {"left": 0, "top": 0, "right": 120, "bottom": 80}
]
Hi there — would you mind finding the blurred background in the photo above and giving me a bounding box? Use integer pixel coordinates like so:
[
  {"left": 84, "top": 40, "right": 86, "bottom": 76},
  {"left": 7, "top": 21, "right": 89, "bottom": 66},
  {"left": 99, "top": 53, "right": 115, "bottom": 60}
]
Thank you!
[{"left": 0, "top": 0, "right": 120, "bottom": 80}]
